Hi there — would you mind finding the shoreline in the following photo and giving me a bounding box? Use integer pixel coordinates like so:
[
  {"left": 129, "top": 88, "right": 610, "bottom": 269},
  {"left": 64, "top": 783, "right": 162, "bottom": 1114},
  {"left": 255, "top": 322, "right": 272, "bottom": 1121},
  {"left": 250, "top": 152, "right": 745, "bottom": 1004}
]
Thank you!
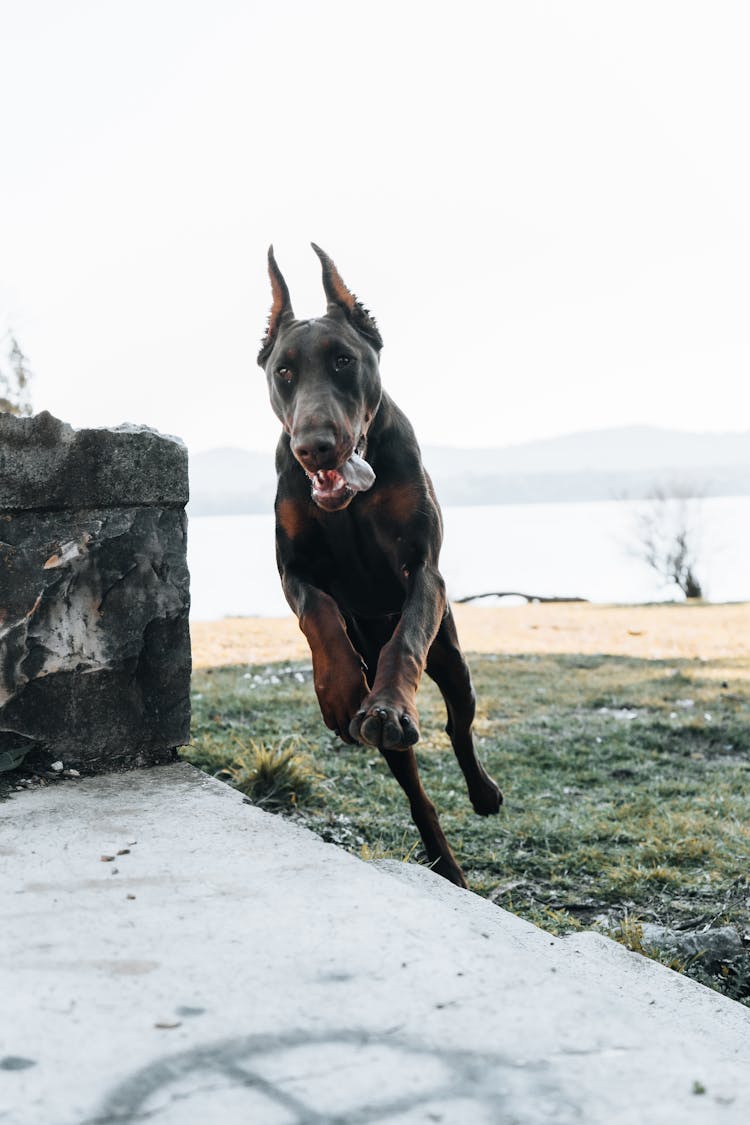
[{"left": 190, "top": 601, "right": 750, "bottom": 669}]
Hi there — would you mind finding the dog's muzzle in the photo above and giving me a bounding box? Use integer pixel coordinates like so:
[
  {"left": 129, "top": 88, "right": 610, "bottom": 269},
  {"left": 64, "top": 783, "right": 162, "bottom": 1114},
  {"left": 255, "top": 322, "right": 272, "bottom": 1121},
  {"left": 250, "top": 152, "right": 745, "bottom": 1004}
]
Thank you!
[{"left": 305, "top": 450, "right": 376, "bottom": 511}]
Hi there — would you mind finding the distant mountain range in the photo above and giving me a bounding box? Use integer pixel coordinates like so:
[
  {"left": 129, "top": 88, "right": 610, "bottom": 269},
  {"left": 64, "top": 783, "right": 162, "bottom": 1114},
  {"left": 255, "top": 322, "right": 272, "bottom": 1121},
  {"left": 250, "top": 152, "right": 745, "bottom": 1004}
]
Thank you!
[{"left": 188, "top": 426, "right": 750, "bottom": 516}]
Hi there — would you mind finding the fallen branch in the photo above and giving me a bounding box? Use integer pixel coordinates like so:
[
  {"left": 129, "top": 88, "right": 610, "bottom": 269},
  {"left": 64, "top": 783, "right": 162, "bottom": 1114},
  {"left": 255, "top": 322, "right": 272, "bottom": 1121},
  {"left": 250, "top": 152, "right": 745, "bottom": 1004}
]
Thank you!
[{"left": 454, "top": 591, "right": 589, "bottom": 605}]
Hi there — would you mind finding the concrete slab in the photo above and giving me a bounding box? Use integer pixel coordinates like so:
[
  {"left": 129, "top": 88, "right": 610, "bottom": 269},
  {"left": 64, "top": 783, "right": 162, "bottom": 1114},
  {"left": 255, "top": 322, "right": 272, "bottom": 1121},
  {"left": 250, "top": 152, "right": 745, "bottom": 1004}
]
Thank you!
[{"left": 1, "top": 763, "right": 749, "bottom": 1124}]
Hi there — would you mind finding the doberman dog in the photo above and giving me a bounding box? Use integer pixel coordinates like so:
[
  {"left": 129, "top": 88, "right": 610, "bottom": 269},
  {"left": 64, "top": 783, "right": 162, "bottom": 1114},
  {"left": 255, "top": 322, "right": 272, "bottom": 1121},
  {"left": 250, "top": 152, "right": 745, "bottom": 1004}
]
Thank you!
[{"left": 258, "top": 244, "right": 502, "bottom": 887}]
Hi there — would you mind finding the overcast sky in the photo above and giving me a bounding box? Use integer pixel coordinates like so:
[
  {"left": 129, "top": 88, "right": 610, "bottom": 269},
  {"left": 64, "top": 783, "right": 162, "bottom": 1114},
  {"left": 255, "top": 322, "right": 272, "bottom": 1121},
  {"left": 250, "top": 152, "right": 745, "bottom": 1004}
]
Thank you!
[{"left": 2, "top": 1, "right": 749, "bottom": 454}]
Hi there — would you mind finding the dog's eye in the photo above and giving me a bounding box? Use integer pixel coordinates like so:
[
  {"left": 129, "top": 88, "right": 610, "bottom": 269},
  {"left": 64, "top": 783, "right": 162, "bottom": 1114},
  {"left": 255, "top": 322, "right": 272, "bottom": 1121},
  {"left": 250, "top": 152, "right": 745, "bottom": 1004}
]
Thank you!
[
  {"left": 276, "top": 365, "right": 293, "bottom": 381},
  {"left": 335, "top": 355, "right": 352, "bottom": 371}
]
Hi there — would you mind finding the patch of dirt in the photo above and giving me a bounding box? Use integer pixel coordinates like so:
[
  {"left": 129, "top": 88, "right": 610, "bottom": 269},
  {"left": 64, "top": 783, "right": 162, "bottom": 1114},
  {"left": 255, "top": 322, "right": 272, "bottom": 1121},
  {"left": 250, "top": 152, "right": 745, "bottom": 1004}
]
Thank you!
[{"left": 190, "top": 602, "right": 750, "bottom": 669}]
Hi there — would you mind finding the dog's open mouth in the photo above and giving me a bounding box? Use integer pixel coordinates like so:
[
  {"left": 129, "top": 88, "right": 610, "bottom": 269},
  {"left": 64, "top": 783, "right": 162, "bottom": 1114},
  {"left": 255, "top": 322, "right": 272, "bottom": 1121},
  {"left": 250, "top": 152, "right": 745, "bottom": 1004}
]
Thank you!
[
  {"left": 308, "top": 453, "right": 376, "bottom": 510},
  {"left": 311, "top": 468, "right": 350, "bottom": 506}
]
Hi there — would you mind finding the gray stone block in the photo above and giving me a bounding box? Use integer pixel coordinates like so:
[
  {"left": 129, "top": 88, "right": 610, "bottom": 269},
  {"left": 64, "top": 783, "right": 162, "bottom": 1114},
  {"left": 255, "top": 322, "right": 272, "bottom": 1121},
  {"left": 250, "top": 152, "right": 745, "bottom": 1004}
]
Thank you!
[
  {"left": 0, "top": 415, "right": 191, "bottom": 772},
  {"left": 0, "top": 411, "right": 188, "bottom": 510},
  {"left": 640, "top": 923, "right": 743, "bottom": 971}
]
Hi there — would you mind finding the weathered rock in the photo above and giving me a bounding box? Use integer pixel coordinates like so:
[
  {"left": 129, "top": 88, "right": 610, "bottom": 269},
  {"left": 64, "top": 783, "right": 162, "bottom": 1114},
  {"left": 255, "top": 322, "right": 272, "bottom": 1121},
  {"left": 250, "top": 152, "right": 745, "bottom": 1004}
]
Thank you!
[
  {"left": 640, "top": 923, "right": 744, "bottom": 970},
  {"left": 0, "top": 412, "right": 188, "bottom": 510},
  {"left": 0, "top": 414, "right": 190, "bottom": 772}
]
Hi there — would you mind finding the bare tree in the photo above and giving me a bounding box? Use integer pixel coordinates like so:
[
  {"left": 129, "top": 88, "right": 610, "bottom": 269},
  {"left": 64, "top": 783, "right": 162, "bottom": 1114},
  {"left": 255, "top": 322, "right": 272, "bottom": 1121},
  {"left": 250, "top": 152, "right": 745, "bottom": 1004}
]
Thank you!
[
  {"left": 634, "top": 483, "right": 705, "bottom": 599},
  {"left": 0, "top": 331, "right": 33, "bottom": 416}
]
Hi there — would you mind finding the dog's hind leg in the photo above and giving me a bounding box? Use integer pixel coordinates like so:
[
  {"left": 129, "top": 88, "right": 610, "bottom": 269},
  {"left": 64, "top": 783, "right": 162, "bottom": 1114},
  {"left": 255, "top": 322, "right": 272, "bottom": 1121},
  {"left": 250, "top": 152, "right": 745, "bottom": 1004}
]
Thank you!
[
  {"left": 380, "top": 746, "right": 467, "bottom": 888},
  {"left": 426, "top": 607, "right": 503, "bottom": 817}
]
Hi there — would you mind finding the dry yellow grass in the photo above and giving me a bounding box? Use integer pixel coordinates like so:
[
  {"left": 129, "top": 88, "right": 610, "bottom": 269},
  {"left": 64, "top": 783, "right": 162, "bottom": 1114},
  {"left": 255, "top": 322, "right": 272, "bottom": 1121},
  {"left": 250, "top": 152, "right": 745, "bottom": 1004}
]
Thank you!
[{"left": 190, "top": 601, "right": 750, "bottom": 669}]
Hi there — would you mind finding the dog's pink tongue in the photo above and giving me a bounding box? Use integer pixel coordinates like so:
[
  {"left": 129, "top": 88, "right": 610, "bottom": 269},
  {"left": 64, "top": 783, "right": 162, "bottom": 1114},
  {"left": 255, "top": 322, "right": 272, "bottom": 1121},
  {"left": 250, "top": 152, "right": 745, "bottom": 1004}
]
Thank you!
[{"left": 341, "top": 452, "right": 376, "bottom": 492}]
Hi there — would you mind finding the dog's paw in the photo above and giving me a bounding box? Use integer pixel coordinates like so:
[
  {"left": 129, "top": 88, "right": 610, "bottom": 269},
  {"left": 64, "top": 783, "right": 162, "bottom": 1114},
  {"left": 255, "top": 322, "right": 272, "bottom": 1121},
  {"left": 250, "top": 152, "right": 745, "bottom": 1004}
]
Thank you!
[
  {"left": 469, "top": 775, "right": 503, "bottom": 816},
  {"left": 315, "top": 672, "right": 368, "bottom": 745},
  {"left": 349, "top": 700, "right": 420, "bottom": 750},
  {"left": 431, "top": 854, "right": 469, "bottom": 888}
]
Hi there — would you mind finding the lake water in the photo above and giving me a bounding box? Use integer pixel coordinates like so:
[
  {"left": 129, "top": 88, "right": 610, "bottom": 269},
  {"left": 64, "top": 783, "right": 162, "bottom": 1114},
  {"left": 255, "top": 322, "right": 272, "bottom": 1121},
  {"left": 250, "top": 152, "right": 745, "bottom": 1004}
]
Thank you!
[{"left": 187, "top": 495, "right": 750, "bottom": 621}]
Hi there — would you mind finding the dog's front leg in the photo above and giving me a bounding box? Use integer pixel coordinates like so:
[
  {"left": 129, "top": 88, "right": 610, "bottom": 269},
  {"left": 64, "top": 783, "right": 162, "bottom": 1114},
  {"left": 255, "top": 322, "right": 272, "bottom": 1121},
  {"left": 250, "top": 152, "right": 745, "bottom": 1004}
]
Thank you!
[
  {"left": 283, "top": 574, "right": 369, "bottom": 743},
  {"left": 349, "top": 561, "right": 446, "bottom": 750}
]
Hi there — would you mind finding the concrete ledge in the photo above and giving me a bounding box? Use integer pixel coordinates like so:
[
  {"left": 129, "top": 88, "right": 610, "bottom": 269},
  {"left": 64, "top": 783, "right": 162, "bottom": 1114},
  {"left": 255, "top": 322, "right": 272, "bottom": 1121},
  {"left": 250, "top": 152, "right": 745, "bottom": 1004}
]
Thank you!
[{"left": 2, "top": 763, "right": 749, "bottom": 1124}]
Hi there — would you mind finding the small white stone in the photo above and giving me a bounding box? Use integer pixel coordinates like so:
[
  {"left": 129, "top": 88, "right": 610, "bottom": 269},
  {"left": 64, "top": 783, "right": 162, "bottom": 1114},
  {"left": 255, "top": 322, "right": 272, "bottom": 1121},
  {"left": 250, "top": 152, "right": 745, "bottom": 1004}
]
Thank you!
[{"left": 50, "top": 761, "right": 64, "bottom": 772}]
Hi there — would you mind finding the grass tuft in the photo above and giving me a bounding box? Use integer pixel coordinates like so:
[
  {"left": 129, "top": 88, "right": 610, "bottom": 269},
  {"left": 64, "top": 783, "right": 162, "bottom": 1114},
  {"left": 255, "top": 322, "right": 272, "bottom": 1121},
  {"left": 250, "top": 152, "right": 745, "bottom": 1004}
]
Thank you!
[
  {"left": 216, "top": 738, "right": 323, "bottom": 812},
  {"left": 611, "top": 915, "right": 651, "bottom": 958}
]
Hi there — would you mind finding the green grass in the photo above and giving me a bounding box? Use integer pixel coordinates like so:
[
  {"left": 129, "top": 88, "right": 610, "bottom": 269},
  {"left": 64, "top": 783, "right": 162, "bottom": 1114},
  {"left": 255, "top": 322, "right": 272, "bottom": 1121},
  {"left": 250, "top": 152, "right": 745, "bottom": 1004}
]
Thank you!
[
  {"left": 185, "top": 651, "right": 750, "bottom": 1005},
  {"left": 215, "top": 737, "right": 324, "bottom": 811}
]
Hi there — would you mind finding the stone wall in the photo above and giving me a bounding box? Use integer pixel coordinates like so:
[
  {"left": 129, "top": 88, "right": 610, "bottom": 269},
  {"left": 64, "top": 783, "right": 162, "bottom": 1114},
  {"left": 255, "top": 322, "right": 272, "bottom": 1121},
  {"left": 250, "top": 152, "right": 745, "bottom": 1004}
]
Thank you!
[{"left": 0, "top": 412, "right": 191, "bottom": 773}]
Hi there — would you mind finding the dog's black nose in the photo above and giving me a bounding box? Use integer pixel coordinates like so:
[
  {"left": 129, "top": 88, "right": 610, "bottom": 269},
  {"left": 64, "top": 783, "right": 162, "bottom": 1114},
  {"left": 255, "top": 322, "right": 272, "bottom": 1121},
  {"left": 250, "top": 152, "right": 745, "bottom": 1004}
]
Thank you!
[{"left": 292, "top": 433, "right": 338, "bottom": 472}]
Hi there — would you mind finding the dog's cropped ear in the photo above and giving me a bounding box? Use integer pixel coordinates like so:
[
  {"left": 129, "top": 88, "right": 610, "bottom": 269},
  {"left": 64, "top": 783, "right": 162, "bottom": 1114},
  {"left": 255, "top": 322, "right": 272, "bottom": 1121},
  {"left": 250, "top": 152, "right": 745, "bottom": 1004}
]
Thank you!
[
  {"left": 311, "top": 243, "right": 383, "bottom": 352},
  {"left": 258, "top": 246, "right": 294, "bottom": 366}
]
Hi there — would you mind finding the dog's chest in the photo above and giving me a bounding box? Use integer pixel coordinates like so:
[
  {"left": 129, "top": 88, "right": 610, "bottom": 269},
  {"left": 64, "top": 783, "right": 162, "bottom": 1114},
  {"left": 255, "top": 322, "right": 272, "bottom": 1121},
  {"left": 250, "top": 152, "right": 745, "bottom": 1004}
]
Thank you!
[{"left": 318, "top": 509, "right": 404, "bottom": 615}]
